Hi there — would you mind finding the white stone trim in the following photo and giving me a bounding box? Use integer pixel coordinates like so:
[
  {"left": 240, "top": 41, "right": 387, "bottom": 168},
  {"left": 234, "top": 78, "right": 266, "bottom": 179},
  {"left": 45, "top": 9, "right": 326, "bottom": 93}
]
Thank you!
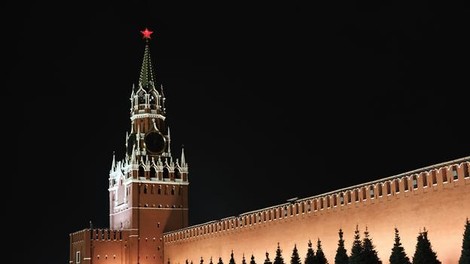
[{"left": 131, "top": 113, "right": 165, "bottom": 121}]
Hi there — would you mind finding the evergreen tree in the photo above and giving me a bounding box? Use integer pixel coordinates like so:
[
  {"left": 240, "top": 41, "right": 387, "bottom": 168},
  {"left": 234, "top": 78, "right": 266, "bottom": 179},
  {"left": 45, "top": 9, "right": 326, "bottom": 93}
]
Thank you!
[
  {"left": 229, "top": 251, "right": 236, "bottom": 264},
  {"left": 305, "top": 240, "right": 316, "bottom": 264},
  {"left": 334, "top": 229, "right": 348, "bottom": 264},
  {"left": 291, "top": 244, "right": 302, "bottom": 264},
  {"left": 459, "top": 218, "right": 470, "bottom": 264},
  {"left": 316, "top": 238, "right": 328, "bottom": 264},
  {"left": 264, "top": 252, "right": 273, "bottom": 264},
  {"left": 349, "top": 225, "right": 364, "bottom": 264},
  {"left": 250, "top": 255, "right": 257, "bottom": 264},
  {"left": 412, "top": 228, "right": 441, "bottom": 264},
  {"left": 274, "top": 243, "right": 285, "bottom": 264},
  {"left": 362, "top": 227, "right": 382, "bottom": 264},
  {"left": 201, "top": 257, "right": 205, "bottom": 264},
  {"left": 242, "top": 254, "right": 247, "bottom": 264},
  {"left": 218, "top": 257, "right": 224, "bottom": 264},
  {"left": 210, "top": 257, "right": 214, "bottom": 264},
  {"left": 390, "top": 228, "right": 411, "bottom": 264}
]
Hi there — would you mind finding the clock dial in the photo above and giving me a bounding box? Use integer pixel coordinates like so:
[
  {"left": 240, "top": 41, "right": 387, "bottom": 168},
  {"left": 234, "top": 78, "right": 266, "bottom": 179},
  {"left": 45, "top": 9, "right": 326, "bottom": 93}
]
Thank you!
[{"left": 144, "top": 131, "right": 166, "bottom": 154}]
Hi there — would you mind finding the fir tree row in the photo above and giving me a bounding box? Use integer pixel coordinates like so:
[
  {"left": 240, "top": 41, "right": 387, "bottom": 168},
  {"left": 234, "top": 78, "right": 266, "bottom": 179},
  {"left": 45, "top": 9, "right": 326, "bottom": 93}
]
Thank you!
[{"left": 182, "top": 218, "right": 469, "bottom": 264}]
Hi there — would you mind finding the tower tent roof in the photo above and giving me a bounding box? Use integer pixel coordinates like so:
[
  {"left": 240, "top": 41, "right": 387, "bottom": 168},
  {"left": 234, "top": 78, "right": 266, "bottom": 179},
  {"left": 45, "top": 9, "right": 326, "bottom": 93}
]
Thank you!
[{"left": 138, "top": 28, "right": 157, "bottom": 90}]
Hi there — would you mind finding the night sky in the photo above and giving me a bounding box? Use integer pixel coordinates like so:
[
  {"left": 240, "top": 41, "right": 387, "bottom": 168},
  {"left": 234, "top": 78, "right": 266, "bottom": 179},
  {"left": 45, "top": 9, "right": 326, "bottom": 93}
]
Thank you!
[{"left": 4, "top": 2, "right": 469, "bottom": 264}]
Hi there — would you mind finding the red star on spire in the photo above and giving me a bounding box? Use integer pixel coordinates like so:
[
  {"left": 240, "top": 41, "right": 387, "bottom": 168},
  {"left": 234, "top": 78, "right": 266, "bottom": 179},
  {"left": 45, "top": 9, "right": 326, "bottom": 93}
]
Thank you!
[{"left": 141, "top": 28, "right": 153, "bottom": 39}]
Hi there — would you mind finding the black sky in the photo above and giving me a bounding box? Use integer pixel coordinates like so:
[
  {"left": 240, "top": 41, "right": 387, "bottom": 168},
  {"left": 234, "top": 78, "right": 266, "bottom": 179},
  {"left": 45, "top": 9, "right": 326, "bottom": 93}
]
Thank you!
[{"left": 4, "top": 1, "right": 469, "bottom": 264}]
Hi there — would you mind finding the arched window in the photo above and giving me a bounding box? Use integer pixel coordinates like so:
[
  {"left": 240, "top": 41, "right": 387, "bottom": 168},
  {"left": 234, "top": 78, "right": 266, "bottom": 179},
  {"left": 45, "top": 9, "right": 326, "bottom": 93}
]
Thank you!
[
  {"left": 150, "top": 167, "right": 157, "bottom": 178},
  {"left": 163, "top": 167, "right": 170, "bottom": 180},
  {"left": 139, "top": 166, "right": 145, "bottom": 178},
  {"left": 174, "top": 168, "right": 181, "bottom": 180}
]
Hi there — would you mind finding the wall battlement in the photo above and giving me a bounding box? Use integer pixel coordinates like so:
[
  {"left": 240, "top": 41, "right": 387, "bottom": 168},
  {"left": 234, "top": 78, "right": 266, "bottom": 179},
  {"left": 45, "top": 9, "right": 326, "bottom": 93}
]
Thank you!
[{"left": 164, "top": 156, "right": 469, "bottom": 243}]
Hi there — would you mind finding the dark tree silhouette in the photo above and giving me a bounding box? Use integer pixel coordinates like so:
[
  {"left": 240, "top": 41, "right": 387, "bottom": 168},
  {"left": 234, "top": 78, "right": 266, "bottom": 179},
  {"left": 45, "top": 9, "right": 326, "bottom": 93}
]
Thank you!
[
  {"left": 304, "top": 240, "right": 316, "bottom": 264},
  {"left": 334, "top": 228, "right": 348, "bottom": 264},
  {"left": 291, "top": 244, "right": 302, "bottom": 264},
  {"left": 210, "top": 257, "right": 214, "bottom": 264},
  {"left": 201, "top": 257, "right": 205, "bottom": 264},
  {"left": 390, "top": 228, "right": 411, "bottom": 264},
  {"left": 362, "top": 227, "right": 382, "bottom": 264},
  {"left": 412, "top": 228, "right": 441, "bottom": 264},
  {"left": 229, "top": 251, "right": 236, "bottom": 264},
  {"left": 250, "top": 255, "right": 257, "bottom": 264},
  {"left": 316, "top": 238, "right": 328, "bottom": 264},
  {"left": 459, "top": 218, "right": 470, "bottom": 264},
  {"left": 349, "top": 225, "right": 364, "bottom": 264},
  {"left": 274, "top": 243, "right": 285, "bottom": 264},
  {"left": 242, "top": 254, "right": 247, "bottom": 264},
  {"left": 264, "top": 252, "right": 273, "bottom": 264},
  {"left": 218, "top": 257, "right": 224, "bottom": 264}
]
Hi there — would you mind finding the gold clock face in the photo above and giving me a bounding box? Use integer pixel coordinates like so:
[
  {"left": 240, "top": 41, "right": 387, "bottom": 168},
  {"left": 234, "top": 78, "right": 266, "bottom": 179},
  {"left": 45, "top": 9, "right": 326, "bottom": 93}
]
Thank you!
[{"left": 144, "top": 131, "right": 166, "bottom": 154}]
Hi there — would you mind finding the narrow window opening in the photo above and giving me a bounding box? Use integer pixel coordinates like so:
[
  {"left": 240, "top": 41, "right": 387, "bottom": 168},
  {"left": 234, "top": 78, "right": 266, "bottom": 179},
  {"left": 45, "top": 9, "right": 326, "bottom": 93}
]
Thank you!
[
  {"left": 340, "top": 193, "right": 344, "bottom": 205},
  {"left": 412, "top": 175, "right": 418, "bottom": 189},
  {"left": 333, "top": 195, "right": 337, "bottom": 207},
  {"left": 442, "top": 168, "right": 448, "bottom": 183},
  {"left": 362, "top": 187, "right": 366, "bottom": 201},
  {"left": 369, "top": 186, "right": 375, "bottom": 198},
  {"left": 347, "top": 191, "right": 352, "bottom": 203},
  {"left": 355, "top": 189, "right": 359, "bottom": 202},
  {"left": 395, "top": 179, "right": 400, "bottom": 193},
  {"left": 378, "top": 184, "right": 383, "bottom": 196},
  {"left": 422, "top": 173, "right": 428, "bottom": 187},
  {"left": 403, "top": 178, "right": 409, "bottom": 191},
  {"left": 386, "top": 182, "right": 391, "bottom": 195},
  {"left": 452, "top": 167, "right": 458, "bottom": 180},
  {"left": 432, "top": 170, "right": 437, "bottom": 184}
]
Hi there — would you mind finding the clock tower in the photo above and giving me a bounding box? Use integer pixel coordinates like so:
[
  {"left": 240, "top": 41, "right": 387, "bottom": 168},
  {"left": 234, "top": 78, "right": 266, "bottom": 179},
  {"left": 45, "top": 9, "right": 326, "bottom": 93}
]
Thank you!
[
  {"left": 108, "top": 27, "right": 189, "bottom": 262},
  {"left": 70, "top": 28, "right": 189, "bottom": 264}
]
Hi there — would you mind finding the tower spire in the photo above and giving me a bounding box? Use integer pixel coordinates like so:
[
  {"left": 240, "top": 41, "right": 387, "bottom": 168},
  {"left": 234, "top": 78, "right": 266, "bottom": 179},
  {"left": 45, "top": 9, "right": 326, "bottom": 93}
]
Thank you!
[{"left": 139, "top": 28, "right": 156, "bottom": 90}]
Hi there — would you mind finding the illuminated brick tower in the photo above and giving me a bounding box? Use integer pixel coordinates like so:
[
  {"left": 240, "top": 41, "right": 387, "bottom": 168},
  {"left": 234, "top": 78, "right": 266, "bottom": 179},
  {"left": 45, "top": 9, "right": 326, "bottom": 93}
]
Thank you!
[{"left": 70, "top": 28, "right": 189, "bottom": 264}]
